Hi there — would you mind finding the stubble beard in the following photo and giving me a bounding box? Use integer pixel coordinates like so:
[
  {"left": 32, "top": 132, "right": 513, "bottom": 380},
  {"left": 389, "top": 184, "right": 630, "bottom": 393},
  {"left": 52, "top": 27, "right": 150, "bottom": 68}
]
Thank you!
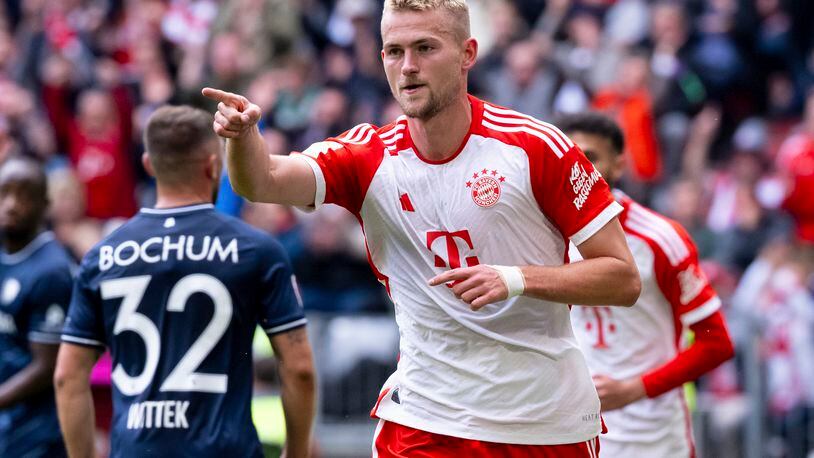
[{"left": 398, "top": 79, "right": 460, "bottom": 121}]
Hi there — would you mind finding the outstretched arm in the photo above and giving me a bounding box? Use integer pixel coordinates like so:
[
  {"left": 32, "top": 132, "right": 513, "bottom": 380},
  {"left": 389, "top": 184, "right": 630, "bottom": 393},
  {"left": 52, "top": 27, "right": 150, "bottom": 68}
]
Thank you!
[
  {"left": 202, "top": 87, "right": 316, "bottom": 206},
  {"left": 429, "top": 217, "right": 640, "bottom": 310}
]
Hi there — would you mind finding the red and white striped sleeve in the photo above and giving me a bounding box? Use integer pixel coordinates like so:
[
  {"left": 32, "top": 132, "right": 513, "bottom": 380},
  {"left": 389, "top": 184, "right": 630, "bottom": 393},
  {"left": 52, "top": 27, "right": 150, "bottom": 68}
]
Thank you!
[
  {"left": 623, "top": 203, "right": 734, "bottom": 397},
  {"left": 293, "top": 123, "right": 386, "bottom": 215},
  {"left": 624, "top": 203, "right": 721, "bottom": 325}
]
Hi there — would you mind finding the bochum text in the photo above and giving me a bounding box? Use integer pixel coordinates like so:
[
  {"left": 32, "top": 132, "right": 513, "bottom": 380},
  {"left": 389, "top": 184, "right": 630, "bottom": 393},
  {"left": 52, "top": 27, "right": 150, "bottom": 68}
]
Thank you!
[{"left": 99, "top": 236, "right": 239, "bottom": 271}]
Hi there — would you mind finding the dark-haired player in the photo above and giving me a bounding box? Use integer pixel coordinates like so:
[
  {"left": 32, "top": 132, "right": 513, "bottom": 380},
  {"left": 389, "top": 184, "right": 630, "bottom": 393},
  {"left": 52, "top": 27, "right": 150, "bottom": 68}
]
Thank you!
[
  {"left": 561, "top": 112, "right": 735, "bottom": 457},
  {"left": 55, "top": 106, "right": 315, "bottom": 458},
  {"left": 0, "top": 157, "right": 74, "bottom": 457}
]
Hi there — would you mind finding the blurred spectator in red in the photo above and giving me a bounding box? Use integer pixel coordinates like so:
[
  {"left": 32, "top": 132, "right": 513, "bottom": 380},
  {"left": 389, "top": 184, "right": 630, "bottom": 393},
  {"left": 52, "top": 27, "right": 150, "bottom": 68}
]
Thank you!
[
  {"left": 42, "top": 58, "right": 138, "bottom": 219},
  {"left": 594, "top": 49, "right": 662, "bottom": 184},
  {"left": 778, "top": 91, "right": 814, "bottom": 244}
]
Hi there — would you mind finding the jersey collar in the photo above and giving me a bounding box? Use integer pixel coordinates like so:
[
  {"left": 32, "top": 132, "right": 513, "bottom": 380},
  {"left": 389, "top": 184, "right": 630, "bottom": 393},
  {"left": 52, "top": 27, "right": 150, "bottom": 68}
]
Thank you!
[
  {"left": 0, "top": 231, "right": 55, "bottom": 265},
  {"left": 140, "top": 203, "right": 215, "bottom": 215},
  {"left": 404, "top": 94, "right": 484, "bottom": 165}
]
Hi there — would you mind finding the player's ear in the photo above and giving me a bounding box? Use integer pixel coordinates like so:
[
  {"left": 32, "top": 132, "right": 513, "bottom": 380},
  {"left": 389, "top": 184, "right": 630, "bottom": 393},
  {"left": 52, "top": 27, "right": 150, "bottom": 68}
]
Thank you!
[
  {"left": 141, "top": 152, "right": 156, "bottom": 178},
  {"left": 205, "top": 153, "right": 220, "bottom": 181},
  {"left": 461, "top": 38, "right": 478, "bottom": 71}
]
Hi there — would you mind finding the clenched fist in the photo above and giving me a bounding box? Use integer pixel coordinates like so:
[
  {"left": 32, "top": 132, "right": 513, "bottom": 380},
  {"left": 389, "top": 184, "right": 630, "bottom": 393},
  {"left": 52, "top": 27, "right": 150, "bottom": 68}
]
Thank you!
[{"left": 201, "top": 87, "right": 263, "bottom": 139}]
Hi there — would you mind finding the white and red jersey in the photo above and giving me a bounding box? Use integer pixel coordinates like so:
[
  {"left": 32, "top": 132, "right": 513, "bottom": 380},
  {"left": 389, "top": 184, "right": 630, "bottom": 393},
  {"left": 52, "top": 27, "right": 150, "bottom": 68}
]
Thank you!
[
  {"left": 571, "top": 191, "right": 722, "bottom": 449},
  {"left": 294, "top": 95, "right": 622, "bottom": 445}
]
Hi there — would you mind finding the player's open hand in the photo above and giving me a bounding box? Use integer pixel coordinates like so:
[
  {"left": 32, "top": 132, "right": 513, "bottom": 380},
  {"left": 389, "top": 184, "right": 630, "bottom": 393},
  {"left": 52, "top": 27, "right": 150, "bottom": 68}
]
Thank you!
[
  {"left": 592, "top": 374, "right": 646, "bottom": 411},
  {"left": 428, "top": 265, "right": 508, "bottom": 311},
  {"left": 201, "top": 87, "right": 262, "bottom": 139}
]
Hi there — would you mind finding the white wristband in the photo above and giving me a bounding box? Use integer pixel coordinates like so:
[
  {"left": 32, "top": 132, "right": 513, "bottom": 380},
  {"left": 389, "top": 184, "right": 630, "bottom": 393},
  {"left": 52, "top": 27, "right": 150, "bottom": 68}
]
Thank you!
[{"left": 489, "top": 265, "right": 526, "bottom": 298}]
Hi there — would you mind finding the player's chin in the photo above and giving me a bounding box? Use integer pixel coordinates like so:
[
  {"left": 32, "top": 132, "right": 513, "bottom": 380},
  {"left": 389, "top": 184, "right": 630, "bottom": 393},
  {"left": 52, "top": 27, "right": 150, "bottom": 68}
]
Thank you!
[{"left": 399, "top": 96, "right": 425, "bottom": 111}]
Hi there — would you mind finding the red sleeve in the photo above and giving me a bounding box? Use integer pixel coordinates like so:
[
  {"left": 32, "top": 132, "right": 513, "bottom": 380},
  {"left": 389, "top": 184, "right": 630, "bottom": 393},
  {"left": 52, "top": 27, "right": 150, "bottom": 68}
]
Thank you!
[
  {"left": 41, "top": 83, "right": 73, "bottom": 152},
  {"left": 529, "top": 142, "right": 621, "bottom": 245},
  {"left": 294, "top": 123, "right": 385, "bottom": 214},
  {"left": 641, "top": 311, "right": 735, "bottom": 398},
  {"left": 650, "top": 220, "right": 720, "bottom": 325},
  {"left": 110, "top": 84, "right": 134, "bottom": 150}
]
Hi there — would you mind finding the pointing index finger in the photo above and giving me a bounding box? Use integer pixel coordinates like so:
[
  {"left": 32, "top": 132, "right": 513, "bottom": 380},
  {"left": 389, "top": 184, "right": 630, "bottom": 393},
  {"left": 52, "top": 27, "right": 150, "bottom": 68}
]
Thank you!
[
  {"left": 428, "top": 268, "right": 471, "bottom": 286},
  {"left": 202, "top": 87, "right": 245, "bottom": 110}
]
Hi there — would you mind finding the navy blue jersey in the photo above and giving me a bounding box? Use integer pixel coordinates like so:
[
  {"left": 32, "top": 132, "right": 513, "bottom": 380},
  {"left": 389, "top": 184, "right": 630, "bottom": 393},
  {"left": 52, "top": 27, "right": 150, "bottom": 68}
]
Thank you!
[
  {"left": 62, "top": 204, "right": 305, "bottom": 458},
  {"left": 0, "top": 232, "right": 73, "bottom": 457}
]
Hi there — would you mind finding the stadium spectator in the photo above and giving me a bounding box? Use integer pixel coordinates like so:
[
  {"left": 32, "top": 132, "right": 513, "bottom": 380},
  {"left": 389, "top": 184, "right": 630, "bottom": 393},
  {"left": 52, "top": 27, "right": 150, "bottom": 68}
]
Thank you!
[
  {"left": 484, "top": 38, "right": 560, "bottom": 120},
  {"left": 594, "top": 50, "right": 663, "bottom": 185},
  {"left": 41, "top": 62, "right": 139, "bottom": 220},
  {"left": 732, "top": 241, "right": 814, "bottom": 457}
]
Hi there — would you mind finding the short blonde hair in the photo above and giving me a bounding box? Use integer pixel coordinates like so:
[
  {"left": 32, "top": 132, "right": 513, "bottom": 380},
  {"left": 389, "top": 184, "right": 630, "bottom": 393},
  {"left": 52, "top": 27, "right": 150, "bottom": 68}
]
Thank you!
[{"left": 383, "top": 0, "right": 470, "bottom": 41}]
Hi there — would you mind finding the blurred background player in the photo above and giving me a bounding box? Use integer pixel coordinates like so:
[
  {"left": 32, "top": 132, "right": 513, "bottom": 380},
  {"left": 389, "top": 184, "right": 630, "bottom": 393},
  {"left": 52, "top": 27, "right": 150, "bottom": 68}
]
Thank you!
[
  {"left": 0, "top": 157, "right": 74, "bottom": 457},
  {"left": 562, "top": 112, "right": 735, "bottom": 458},
  {"left": 204, "top": 0, "right": 641, "bottom": 456},
  {"left": 54, "top": 106, "right": 315, "bottom": 458}
]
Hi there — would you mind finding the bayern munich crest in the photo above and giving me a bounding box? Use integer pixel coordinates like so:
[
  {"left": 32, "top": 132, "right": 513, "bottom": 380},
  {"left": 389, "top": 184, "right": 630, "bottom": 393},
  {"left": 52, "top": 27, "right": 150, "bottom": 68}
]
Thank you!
[{"left": 466, "top": 169, "right": 505, "bottom": 208}]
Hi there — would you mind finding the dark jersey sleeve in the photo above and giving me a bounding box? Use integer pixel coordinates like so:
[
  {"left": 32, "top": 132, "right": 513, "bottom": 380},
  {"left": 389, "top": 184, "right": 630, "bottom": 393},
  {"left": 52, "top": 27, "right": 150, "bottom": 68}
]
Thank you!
[
  {"left": 26, "top": 265, "right": 73, "bottom": 345},
  {"left": 256, "top": 239, "right": 306, "bottom": 336},
  {"left": 62, "top": 255, "right": 106, "bottom": 349}
]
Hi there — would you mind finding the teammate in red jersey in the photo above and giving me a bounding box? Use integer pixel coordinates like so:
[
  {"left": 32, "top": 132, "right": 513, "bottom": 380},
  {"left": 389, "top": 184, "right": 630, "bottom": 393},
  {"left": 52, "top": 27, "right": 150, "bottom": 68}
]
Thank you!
[
  {"left": 562, "top": 112, "right": 735, "bottom": 458},
  {"left": 203, "top": 1, "right": 641, "bottom": 456}
]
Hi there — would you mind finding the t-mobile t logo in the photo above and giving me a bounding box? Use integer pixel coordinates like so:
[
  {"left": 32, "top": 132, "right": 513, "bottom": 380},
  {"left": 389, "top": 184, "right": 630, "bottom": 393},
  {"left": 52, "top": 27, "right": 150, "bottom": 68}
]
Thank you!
[{"left": 426, "top": 230, "right": 480, "bottom": 269}]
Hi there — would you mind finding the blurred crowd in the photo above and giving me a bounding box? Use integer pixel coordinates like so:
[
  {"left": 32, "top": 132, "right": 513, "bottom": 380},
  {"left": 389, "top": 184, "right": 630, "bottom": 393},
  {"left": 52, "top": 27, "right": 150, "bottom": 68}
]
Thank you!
[{"left": 0, "top": 0, "right": 812, "bottom": 456}]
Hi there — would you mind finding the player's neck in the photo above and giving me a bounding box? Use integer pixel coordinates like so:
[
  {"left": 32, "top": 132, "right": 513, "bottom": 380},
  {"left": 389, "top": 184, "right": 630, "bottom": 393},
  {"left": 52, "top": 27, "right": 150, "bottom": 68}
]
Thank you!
[
  {"left": 153, "top": 185, "right": 214, "bottom": 209},
  {"left": 2, "top": 227, "right": 43, "bottom": 255},
  {"left": 407, "top": 95, "right": 472, "bottom": 162}
]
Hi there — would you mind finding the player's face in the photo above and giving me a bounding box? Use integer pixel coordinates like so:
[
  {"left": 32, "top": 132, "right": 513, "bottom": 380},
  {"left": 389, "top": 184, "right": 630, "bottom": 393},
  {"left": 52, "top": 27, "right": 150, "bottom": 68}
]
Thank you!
[
  {"left": 0, "top": 174, "right": 46, "bottom": 237},
  {"left": 381, "top": 9, "right": 472, "bottom": 120},
  {"left": 569, "top": 131, "right": 624, "bottom": 189}
]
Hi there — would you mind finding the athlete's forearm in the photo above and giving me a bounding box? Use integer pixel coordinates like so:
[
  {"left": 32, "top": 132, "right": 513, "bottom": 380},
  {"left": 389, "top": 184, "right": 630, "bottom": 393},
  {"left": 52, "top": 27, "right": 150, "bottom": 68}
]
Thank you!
[
  {"left": 54, "top": 378, "right": 95, "bottom": 458},
  {"left": 0, "top": 361, "right": 53, "bottom": 408},
  {"left": 641, "top": 311, "right": 734, "bottom": 398},
  {"left": 521, "top": 256, "right": 640, "bottom": 306},
  {"left": 279, "top": 362, "right": 316, "bottom": 458},
  {"left": 226, "top": 125, "right": 272, "bottom": 201},
  {"left": 0, "top": 342, "right": 58, "bottom": 408}
]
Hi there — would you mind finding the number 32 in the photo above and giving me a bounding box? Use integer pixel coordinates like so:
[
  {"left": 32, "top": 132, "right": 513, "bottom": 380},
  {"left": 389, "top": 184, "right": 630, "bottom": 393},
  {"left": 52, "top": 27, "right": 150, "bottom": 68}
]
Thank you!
[{"left": 100, "top": 274, "right": 233, "bottom": 396}]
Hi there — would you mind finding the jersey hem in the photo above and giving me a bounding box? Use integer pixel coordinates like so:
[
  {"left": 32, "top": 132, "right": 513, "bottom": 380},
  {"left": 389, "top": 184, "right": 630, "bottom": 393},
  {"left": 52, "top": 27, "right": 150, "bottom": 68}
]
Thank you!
[
  {"left": 61, "top": 334, "right": 106, "bottom": 348},
  {"left": 372, "top": 410, "right": 602, "bottom": 446},
  {"left": 264, "top": 318, "right": 307, "bottom": 335},
  {"left": 571, "top": 201, "right": 623, "bottom": 245},
  {"left": 28, "top": 331, "right": 62, "bottom": 344}
]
